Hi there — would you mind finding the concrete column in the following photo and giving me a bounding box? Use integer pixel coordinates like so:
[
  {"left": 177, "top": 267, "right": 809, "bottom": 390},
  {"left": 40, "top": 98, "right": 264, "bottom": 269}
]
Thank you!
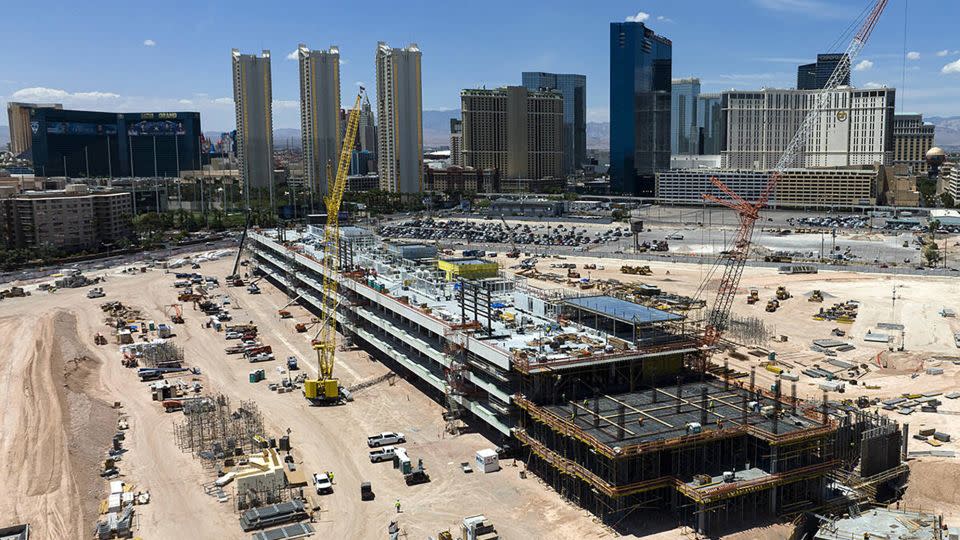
[
  {"left": 791, "top": 381, "right": 797, "bottom": 415},
  {"left": 697, "top": 503, "right": 707, "bottom": 534},
  {"left": 593, "top": 398, "right": 600, "bottom": 429},
  {"left": 902, "top": 423, "right": 909, "bottom": 460},
  {"left": 769, "top": 445, "right": 779, "bottom": 514},
  {"left": 750, "top": 366, "right": 755, "bottom": 391}
]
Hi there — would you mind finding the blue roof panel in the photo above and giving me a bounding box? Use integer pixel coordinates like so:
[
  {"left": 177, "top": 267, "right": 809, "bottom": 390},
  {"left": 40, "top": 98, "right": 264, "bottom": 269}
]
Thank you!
[{"left": 563, "top": 295, "right": 682, "bottom": 324}]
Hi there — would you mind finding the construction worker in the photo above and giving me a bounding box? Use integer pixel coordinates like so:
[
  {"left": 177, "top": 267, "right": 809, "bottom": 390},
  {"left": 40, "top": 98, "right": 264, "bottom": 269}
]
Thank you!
[{"left": 395, "top": 498, "right": 401, "bottom": 513}]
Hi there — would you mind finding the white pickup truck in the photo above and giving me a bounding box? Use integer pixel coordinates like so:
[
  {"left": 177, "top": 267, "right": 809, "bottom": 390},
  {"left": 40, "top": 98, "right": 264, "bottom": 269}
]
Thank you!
[
  {"left": 368, "top": 446, "right": 398, "bottom": 463},
  {"left": 367, "top": 432, "right": 405, "bottom": 448},
  {"left": 312, "top": 472, "right": 333, "bottom": 494}
]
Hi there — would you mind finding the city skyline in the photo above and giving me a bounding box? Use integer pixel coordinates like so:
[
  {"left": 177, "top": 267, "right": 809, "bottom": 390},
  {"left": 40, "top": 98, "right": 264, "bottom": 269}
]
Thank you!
[{"left": 1, "top": 0, "right": 959, "bottom": 131}]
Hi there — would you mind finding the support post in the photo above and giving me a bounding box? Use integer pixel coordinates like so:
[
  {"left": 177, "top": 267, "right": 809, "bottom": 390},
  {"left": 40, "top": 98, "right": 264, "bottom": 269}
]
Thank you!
[
  {"left": 617, "top": 403, "right": 625, "bottom": 441},
  {"left": 700, "top": 386, "right": 708, "bottom": 426},
  {"left": 773, "top": 377, "right": 781, "bottom": 435},
  {"left": 750, "top": 366, "right": 756, "bottom": 392},
  {"left": 593, "top": 398, "right": 600, "bottom": 429},
  {"left": 676, "top": 376, "right": 683, "bottom": 414},
  {"left": 791, "top": 381, "right": 798, "bottom": 415}
]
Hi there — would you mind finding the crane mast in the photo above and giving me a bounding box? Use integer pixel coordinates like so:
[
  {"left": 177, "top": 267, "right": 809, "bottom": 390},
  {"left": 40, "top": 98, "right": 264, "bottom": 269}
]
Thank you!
[
  {"left": 303, "top": 88, "right": 365, "bottom": 404},
  {"left": 697, "top": 0, "right": 888, "bottom": 360}
]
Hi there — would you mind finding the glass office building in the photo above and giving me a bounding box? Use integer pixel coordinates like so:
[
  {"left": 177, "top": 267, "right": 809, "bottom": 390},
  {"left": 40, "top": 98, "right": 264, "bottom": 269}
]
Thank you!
[
  {"left": 609, "top": 21, "right": 672, "bottom": 195},
  {"left": 28, "top": 107, "right": 203, "bottom": 178},
  {"left": 797, "top": 53, "right": 849, "bottom": 90},
  {"left": 697, "top": 93, "right": 722, "bottom": 155},
  {"left": 671, "top": 78, "right": 700, "bottom": 155},
  {"left": 522, "top": 72, "right": 586, "bottom": 174}
]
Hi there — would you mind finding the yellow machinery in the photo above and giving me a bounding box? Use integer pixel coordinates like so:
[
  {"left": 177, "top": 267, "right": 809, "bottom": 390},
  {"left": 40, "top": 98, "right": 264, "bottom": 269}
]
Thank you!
[{"left": 303, "top": 88, "right": 366, "bottom": 404}]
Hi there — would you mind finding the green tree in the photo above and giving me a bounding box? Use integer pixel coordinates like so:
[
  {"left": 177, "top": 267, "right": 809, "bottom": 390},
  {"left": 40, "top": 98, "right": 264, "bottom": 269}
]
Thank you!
[
  {"left": 941, "top": 192, "right": 955, "bottom": 209},
  {"left": 923, "top": 242, "right": 941, "bottom": 267},
  {"left": 133, "top": 213, "right": 166, "bottom": 245}
]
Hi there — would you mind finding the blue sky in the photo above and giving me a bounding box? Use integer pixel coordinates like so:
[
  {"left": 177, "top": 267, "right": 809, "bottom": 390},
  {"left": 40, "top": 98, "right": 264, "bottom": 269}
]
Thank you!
[{"left": 2, "top": 0, "right": 959, "bottom": 131}]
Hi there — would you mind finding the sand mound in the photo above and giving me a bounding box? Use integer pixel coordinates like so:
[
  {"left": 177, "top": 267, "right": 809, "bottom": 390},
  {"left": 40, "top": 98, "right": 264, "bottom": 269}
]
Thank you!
[{"left": 0, "top": 310, "right": 115, "bottom": 538}]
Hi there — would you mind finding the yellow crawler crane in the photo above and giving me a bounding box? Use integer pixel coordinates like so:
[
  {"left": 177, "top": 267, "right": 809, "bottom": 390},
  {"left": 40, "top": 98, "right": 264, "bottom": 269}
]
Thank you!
[{"left": 303, "top": 88, "right": 365, "bottom": 405}]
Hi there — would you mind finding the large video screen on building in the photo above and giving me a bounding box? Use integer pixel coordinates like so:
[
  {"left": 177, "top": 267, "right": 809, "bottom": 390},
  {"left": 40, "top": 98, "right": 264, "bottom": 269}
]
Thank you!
[
  {"left": 127, "top": 120, "right": 187, "bottom": 136},
  {"left": 45, "top": 122, "right": 118, "bottom": 136}
]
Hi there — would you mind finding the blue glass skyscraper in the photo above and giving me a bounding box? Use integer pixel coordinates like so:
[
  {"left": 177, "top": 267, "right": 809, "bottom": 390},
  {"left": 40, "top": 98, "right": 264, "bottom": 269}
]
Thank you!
[
  {"left": 671, "top": 78, "right": 700, "bottom": 155},
  {"left": 609, "top": 21, "right": 672, "bottom": 195},
  {"left": 696, "top": 93, "right": 722, "bottom": 155},
  {"left": 522, "top": 72, "right": 586, "bottom": 174}
]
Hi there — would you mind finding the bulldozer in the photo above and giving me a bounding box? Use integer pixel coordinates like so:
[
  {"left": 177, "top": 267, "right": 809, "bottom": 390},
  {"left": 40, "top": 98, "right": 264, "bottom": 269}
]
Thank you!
[
  {"left": 746, "top": 289, "right": 760, "bottom": 305},
  {"left": 620, "top": 265, "right": 652, "bottom": 276},
  {"left": 765, "top": 299, "right": 780, "bottom": 313},
  {"left": 278, "top": 310, "right": 292, "bottom": 319},
  {"left": 808, "top": 289, "right": 824, "bottom": 303},
  {"left": 94, "top": 333, "right": 108, "bottom": 346},
  {"left": 775, "top": 286, "right": 791, "bottom": 300}
]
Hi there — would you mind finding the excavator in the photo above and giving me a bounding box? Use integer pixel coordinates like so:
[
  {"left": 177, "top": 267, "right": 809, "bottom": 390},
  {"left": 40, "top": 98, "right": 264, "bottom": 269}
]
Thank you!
[
  {"left": 166, "top": 303, "right": 184, "bottom": 324},
  {"left": 303, "top": 87, "right": 366, "bottom": 406}
]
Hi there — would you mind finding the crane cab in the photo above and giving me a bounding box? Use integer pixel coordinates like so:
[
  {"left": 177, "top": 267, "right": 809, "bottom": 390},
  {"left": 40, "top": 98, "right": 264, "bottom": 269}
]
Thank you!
[{"left": 303, "top": 378, "right": 343, "bottom": 404}]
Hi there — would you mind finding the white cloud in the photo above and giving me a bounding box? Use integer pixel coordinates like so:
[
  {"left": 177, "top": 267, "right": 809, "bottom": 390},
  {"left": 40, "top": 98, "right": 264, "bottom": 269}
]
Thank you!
[
  {"left": 854, "top": 59, "right": 873, "bottom": 71},
  {"left": 906, "top": 51, "right": 921, "bottom": 61},
  {"left": 274, "top": 100, "right": 298, "bottom": 109},
  {"left": 286, "top": 49, "right": 298, "bottom": 61},
  {"left": 143, "top": 39, "right": 156, "bottom": 47},
  {"left": 942, "top": 59, "right": 960, "bottom": 75},
  {"left": 656, "top": 15, "right": 674, "bottom": 23},
  {"left": 11, "top": 87, "right": 120, "bottom": 102},
  {"left": 213, "top": 97, "right": 233, "bottom": 105},
  {"left": 937, "top": 49, "right": 950, "bottom": 57},
  {"left": 863, "top": 82, "right": 885, "bottom": 89},
  {"left": 625, "top": 11, "right": 649, "bottom": 22},
  {"left": 178, "top": 99, "right": 193, "bottom": 105}
]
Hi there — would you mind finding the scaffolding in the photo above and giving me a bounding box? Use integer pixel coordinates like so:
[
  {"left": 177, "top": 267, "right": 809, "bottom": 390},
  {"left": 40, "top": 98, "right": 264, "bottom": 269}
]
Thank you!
[{"left": 173, "top": 394, "right": 265, "bottom": 466}]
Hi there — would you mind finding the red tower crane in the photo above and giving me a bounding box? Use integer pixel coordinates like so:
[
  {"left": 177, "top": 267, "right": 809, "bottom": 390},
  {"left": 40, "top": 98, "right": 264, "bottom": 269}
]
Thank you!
[{"left": 696, "top": 0, "right": 888, "bottom": 365}]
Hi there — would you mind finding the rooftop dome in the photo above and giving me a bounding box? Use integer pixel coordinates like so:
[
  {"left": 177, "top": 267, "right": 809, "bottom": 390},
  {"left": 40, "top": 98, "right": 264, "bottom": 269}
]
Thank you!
[{"left": 927, "top": 147, "right": 946, "bottom": 158}]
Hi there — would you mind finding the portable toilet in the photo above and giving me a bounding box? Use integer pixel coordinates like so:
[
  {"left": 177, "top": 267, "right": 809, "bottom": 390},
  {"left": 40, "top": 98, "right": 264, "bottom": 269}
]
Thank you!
[
  {"left": 148, "top": 320, "right": 156, "bottom": 331},
  {"left": 393, "top": 447, "right": 411, "bottom": 474},
  {"left": 157, "top": 324, "right": 172, "bottom": 338},
  {"left": 475, "top": 449, "right": 500, "bottom": 473},
  {"left": 249, "top": 371, "right": 259, "bottom": 383}
]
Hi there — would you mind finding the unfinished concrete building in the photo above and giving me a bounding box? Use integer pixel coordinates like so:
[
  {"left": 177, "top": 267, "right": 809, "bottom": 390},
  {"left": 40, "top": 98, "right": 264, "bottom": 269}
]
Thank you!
[{"left": 246, "top": 229, "right": 906, "bottom": 535}]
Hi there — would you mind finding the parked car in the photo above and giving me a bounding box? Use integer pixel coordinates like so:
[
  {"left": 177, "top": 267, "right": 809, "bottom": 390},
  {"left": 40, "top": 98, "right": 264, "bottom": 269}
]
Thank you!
[
  {"left": 313, "top": 472, "right": 333, "bottom": 494},
  {"left": 225, "top": 332, "right": 243, "bottom": 340},
  {"left": 368, "top": 446, "right": 397, "bottom": 463},
  {"left": 367, "top": 432, "right": 405, "bottom": 448}
]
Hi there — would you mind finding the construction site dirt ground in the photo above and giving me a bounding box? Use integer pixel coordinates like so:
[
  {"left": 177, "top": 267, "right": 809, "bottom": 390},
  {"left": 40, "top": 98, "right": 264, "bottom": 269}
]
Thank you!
[{"left": 3, "top": 249, "right": 960, "bottom": 539}]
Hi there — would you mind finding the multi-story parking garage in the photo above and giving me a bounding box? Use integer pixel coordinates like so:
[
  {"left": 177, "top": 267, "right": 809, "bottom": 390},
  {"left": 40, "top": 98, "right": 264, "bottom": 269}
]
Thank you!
[{"left": 246, "top": 229, "right": 904, "bottom": 534}]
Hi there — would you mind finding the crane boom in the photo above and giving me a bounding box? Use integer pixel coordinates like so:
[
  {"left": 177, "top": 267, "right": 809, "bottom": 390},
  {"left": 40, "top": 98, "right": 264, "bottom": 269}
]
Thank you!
[
  {"left": 304, "top": 87, "right": 365, "bottom": 403},
  {"left": 698, "top": 0, "right": 887, "bottom": 356}
]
